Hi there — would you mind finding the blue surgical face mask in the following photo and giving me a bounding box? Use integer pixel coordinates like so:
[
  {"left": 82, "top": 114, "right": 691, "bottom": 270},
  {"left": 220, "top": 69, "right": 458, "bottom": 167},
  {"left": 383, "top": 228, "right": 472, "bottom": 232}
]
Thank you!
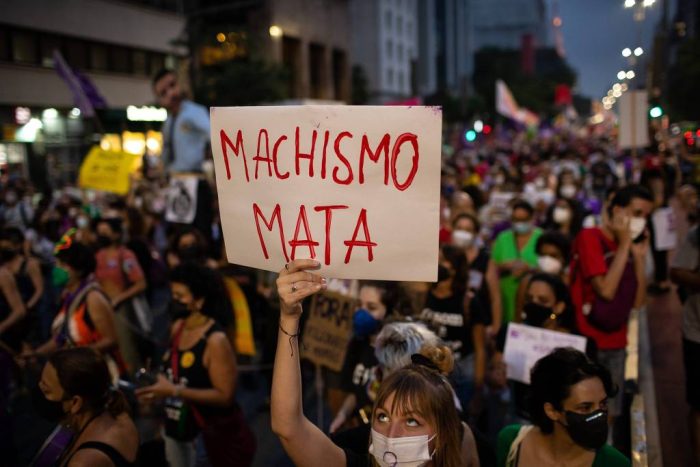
[
  {"left": 353, "top": 308, "right": 380, "bottom": 338},
  {"left": 512, "top": 221, "right": 532, "bottom": 234}
]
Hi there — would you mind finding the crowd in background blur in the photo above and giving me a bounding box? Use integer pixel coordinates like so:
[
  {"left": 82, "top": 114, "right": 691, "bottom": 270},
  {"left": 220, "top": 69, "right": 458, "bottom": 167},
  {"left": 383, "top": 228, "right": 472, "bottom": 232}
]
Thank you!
[{"left": 1, "top": 69, "right": 699, "bottom": 467}]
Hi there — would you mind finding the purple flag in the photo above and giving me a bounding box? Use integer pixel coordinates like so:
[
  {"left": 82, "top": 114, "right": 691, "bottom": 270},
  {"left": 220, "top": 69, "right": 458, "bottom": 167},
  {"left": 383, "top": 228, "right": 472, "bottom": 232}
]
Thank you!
[{"left": 53, "top": 50, "right": 107, "bottom": 117}]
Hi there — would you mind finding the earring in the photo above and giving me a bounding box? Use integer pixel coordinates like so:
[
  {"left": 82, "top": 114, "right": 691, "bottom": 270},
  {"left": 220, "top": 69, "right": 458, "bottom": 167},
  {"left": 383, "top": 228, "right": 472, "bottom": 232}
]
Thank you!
[{"left": 549, "top": 313, "right": 557, "bottom": 320}]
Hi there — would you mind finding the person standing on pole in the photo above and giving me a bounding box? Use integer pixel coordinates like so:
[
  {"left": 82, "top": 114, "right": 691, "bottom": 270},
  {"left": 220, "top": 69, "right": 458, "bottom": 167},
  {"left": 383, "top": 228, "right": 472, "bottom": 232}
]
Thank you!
[{"left": 152, "top": 69, "right": 214, "bottom": 247}]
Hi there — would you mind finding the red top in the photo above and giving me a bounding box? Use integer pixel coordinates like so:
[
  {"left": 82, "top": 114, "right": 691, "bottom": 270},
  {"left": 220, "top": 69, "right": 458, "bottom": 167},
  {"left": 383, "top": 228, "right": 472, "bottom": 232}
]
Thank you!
[{"left": 569, "top": 228, "right": 628, "bottom": 350}]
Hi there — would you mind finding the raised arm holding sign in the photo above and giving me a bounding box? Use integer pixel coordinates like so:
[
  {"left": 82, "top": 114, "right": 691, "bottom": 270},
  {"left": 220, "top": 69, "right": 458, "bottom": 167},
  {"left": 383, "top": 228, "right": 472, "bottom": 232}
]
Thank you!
[{"left": 210, "top": 105, "right": 442, "bottom": 281}]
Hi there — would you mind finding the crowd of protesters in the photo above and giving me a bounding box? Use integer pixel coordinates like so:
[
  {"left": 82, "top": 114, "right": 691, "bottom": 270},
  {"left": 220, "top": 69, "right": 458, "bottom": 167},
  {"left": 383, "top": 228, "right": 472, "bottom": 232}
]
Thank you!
[{"left": 0, "top": 68, "right": 698, "bottom": 467}]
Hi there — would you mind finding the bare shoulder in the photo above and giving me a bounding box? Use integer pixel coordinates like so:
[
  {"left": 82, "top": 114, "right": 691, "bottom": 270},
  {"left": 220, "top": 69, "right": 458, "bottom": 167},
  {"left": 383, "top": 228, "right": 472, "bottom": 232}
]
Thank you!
[
  {"left": 66, "top": 449, "right": 115, "bottom": 467},
  {"left": 0, "top": 267, "right": 12, "bottom": 281},
  {"left": 86, "top": 289, "right": 110, "bottom": 307}
]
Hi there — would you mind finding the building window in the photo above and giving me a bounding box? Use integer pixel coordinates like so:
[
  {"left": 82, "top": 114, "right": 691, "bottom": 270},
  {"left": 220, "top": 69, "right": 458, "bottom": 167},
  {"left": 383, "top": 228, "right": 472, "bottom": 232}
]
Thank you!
[
  {"left": 282, "top": 36, "right": 302, "bottom": 98},
  {"left": 386, "top": 68, "right": 394, "bottom": 87},
  {"left": 0, "top": 27, "right": 8, "bottom": 61},
  {"left": 386, "top": 39, "right": 393, "bottom": 59},
  {"left": 407, "top": 22, "right": 413, "bottom": 37},
  {"left": 11, "top": 30, "right": 37, "bottom": 64},
  {"left": 64, "top": 38, "right": 88, "bottom": 70},
  {"left": 385, "top": 10, "right": 392, "bottom": 30},
  {"left": 39, "top": 34, "right": 61, "bottom": 67},
  {"left": 89, "top": 43, "right": 108, "bottom": 71},
  {"left": 397, "top": 44, "right": 403, "bottom": 63},
  {"left": 149, "top": 52, "right": 165, "bottom": 76},
  {"left": 332, "top": 48, "right": 347, "bottom": 101},
  {"left": 132, "top": 50, "right": 148, "bottom": 75},
  {"left": 111, "top": 45, "right": 130, "bottom": 73},
  {"left": 398, "top": 71, "right": 404, "bottom": 90},
  {"left": 397, "top": 16, "right": 403, "bottom": 35},
  {"left": 309, "top": 42, "right": 326, "bottom": 99}
]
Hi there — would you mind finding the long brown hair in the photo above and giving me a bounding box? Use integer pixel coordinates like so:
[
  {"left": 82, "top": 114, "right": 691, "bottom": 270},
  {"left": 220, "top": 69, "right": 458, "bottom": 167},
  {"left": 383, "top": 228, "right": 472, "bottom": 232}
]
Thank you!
[
  {"left": 48, "top": 347, "right": 130, "bottom": 417},
  {"left": 370, "top": 346, "right": 463, "bottom": 467}
]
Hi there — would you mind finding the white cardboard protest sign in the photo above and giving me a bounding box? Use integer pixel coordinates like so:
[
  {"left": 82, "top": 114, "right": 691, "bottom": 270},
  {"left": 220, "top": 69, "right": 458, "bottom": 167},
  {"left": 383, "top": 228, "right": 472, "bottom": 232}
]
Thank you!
[
  {"left": 503, "top": 323, "right": 587, "bottom": 384},
  {"left": 651, "top": 207, "right": 677, "bottom": 251},
  {"left": 210, "top": 105, "right": 442, "bottom": 280},
  {"left": 165, "top": 175, "right": 198, "bottom": 224}
]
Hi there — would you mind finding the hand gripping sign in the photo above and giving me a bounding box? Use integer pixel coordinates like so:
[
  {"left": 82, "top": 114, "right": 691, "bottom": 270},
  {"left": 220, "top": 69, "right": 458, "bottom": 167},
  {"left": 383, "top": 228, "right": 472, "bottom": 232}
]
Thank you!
[{"left": 210, "top": 105, "right": 442, "bottom": 281}]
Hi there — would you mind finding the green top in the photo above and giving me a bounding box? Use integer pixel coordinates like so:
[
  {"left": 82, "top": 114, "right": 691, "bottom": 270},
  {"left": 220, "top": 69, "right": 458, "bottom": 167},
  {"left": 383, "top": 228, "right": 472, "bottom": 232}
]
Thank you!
[
  {"left": 497, "top": 425, "right": 631, "bottom": 467},
  {"left": 491, "top": 228, "right": 542, "bottom": 323}
]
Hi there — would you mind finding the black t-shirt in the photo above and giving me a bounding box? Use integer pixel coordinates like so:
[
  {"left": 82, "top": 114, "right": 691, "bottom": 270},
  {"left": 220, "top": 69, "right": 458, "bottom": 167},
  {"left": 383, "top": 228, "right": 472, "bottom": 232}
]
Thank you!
[
  {"left": 344, "top": 448, "right": 369, "bottom": 467},
  {"left": 421, "top": 289, "right": 489, "bottom": 360},
  {"left": 332, "top": 424, "right": 371, "bottom": 461},
  {"left": 340, "top": 336, "right": 379, "bottom": 420},
  {"left": 468, "top": 248, "right": 493, "bottom": 324}
]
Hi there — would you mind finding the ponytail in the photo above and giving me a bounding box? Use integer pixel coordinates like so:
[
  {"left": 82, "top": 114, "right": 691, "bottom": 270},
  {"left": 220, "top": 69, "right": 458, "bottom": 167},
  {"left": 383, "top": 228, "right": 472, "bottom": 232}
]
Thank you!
[{"left": 106, "top": 388, "right": 131, "bottom": 417}]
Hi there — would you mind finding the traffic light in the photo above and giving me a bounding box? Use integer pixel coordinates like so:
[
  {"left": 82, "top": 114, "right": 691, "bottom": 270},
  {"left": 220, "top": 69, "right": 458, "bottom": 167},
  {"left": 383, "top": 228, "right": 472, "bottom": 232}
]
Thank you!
[
  {"left": 649, "top": 106, "right": 663, "bottom": 118},
  {"left": 465, "top": 130, "right": 477, "bottom": 142}
]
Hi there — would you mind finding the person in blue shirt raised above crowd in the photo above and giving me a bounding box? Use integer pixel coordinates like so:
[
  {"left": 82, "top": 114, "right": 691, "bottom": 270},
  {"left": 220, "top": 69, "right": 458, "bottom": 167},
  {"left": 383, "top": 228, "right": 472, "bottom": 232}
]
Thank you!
[
  {"left": 152, "top": 68, "right": 215, "bottom": 245},
  {"left": 152, "top": 69, "right": 210, "bottom": 175}
]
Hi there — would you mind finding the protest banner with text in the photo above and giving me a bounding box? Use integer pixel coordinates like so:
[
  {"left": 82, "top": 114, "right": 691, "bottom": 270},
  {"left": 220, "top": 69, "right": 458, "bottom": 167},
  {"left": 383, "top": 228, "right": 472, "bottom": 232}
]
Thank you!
[
  {"left": 210, "top": 106, "right": 442, "bottom": 280},
  {"left": 503, "top": 323, "right": 587, "bottom": 384},
  {"left": 301, "top": 292, "right": 357, "bottom": 371}
]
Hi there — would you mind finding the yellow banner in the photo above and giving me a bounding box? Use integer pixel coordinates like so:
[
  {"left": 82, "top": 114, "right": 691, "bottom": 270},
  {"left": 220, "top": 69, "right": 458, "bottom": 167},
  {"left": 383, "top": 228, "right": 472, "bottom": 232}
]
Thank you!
[{"left": 78, "top": 146, "right": 139, "bottom": 195}]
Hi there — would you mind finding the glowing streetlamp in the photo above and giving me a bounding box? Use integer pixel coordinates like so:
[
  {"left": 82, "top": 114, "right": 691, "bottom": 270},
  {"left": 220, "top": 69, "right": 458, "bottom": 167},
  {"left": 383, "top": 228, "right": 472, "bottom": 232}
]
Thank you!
[
  {"left": 634, "top": 47, "right": 644, "bottom": 56},
  {"left": 269, "top": 25, "right": 283, "bottom": 38},
  {"left": 622, "top": 48, "right": 632, "bottom": 57}
]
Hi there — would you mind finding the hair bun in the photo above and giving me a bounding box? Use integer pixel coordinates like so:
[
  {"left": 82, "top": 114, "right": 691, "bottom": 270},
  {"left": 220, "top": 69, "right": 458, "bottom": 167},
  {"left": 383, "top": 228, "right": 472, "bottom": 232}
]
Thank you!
[
  {"left": 411, "top": 353, "right": 440, "bottom": 372},
  {"left": 417, "top": 344, "right": 454, "bottom": 375}
]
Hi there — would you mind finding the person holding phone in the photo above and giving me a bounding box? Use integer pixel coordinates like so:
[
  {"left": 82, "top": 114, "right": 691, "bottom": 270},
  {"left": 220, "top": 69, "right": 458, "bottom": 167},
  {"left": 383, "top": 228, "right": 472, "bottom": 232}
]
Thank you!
[{"left": 569, "top": 185, "right": 653, "bottom": 450}]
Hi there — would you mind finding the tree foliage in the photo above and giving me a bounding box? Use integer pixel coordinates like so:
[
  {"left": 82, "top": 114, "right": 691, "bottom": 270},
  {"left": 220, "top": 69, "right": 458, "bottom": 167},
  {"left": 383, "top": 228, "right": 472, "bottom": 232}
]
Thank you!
[
  {"left": 195, "top": 59, "right": 289, "bottom": 106},
  {"left": 472, "top": 47, "right": 577, "bottom": 117},
  {"left": 667, "top": 38, "right": 700, "bottom": 121}
]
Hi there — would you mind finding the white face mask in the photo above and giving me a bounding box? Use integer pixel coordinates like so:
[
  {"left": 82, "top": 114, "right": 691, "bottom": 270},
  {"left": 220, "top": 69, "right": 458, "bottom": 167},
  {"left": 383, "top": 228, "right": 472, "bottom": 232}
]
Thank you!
[
  {"left": 369, "top": 429, "right": 436, "bottom": 467},
  {"left": 560, "top": 184, "right": 577, "bottom": 199},
  {"left": 537, "top": 255, "right": 563, "bottom": 274},
  {"left": 629, "top": 216, "right": 646, "bottom": 239},
  {"left": 553, "top": 207, "right": 572, "bottom": 224},
  {"left": 452, "top": 229, "right": 474, "bottom": 248}
]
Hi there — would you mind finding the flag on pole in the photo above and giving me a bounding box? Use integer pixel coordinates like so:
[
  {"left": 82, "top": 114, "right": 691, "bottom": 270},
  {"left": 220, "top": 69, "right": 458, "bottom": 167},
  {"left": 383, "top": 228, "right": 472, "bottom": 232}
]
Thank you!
[
  {"left": 53, "top": 50, "right": 107, "bottom": 117},
  {"left": 496, "top": 80, "right": 540, "bottom": 127}
]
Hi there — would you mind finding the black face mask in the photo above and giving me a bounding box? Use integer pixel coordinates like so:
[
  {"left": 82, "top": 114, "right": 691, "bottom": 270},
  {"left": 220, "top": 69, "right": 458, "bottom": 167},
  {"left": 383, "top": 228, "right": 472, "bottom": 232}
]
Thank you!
[
  {"left": 0, "top": 247, "right": 18, "bottom": 263},
  {"left": 523, "top": 302, "right": 555, "bottom": 327},
  {"left": 437, "top": 265, "right": 452, "bottom": 282},
  {"left": 31, "top": 384, "right": 67, "bottom": 423},
  {"left": 563, "top": 409, "right": 609, "bottom": 450},
  {"left": 169, "top": 300, "right": 191, "bottom": 320},
  {"left": 96, "top": 235, "right": 113, "bottom": 249}
]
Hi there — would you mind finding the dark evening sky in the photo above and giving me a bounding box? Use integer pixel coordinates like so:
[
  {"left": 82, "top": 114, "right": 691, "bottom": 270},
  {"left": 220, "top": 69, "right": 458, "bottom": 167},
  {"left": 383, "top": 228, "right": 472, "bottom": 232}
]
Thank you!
[{"left": 555, "top": 0, "right": 664, "bottom": 100}]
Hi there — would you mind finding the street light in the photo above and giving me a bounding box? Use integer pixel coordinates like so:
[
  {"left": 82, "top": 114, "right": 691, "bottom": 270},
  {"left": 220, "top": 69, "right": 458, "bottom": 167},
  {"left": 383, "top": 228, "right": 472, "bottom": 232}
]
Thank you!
[
  {"left": 269, "top": 25, "right": 283, "bottom": 38},
  {"left": 642, "top": 0, "right": 655, "bottom": 6},
  {"left": 622, "top": 48, "right": 632, "bottom": 57},
  {"left": 613, "top": 83, "right": 622, "bottom": 92},
  {"left": 617, "top": 70, "right": 627, "bottom": 80},
  {"left": 626, "top": 70, "right": 636, "bottom": 79},
  {"left": 634, "top": 47, "right": 644, "bottom": 56}
]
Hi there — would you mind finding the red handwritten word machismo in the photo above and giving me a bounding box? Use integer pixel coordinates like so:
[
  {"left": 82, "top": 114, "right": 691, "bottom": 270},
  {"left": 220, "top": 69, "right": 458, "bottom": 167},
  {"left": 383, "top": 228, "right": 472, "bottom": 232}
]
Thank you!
[
  {"left": 219, "top": 127, "right": 420, "bottom": 190},
  {"left": 211, "top": 106, "right": 441, "bottom": 281}
]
